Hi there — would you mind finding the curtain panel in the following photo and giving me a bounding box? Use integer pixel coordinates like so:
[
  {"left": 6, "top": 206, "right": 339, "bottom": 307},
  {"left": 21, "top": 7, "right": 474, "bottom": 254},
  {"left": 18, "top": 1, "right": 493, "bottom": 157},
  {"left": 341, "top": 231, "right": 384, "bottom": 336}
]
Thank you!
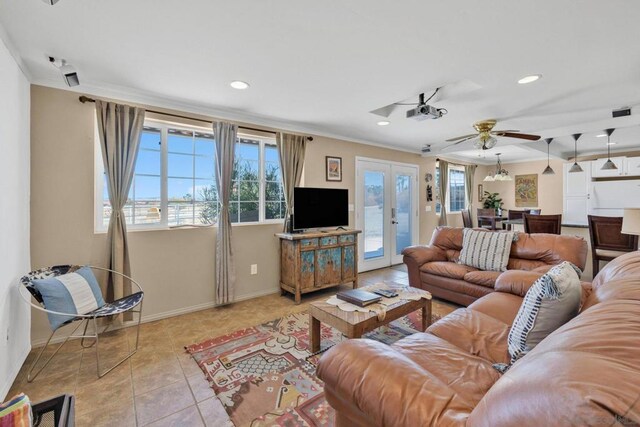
[
  {"left": 214, "top": 122, "right": 238, "bottom": 305},
  {"left": 276, "top": 133, "right": 307, "bottom": 232},
  {"left": 438, "top": 160, "right": 449, "bottom": 226},
  {"left": 464, "top": 164, "right": 477, "bottom": 213},
  {"left": 95, "top": 101, "right": 145, "bottom": 317}
]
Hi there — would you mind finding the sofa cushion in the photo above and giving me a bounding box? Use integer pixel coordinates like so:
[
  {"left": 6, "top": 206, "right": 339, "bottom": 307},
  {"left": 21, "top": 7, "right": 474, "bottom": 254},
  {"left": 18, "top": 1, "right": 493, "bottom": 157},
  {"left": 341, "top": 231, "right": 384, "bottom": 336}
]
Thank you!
[
  {"left": 420, "top": 261, "right": 478, "bottom": 279},
  {"left": 426, "top": 308, "right": 511, "bottom": 364},
  {"left": 468, "top": 292, "right": 523, "bottom": 326},
  {"left": 464, "top": 271, "right": 501, "bottom": 288},
  {"left": 459, "top": 229, "right": 515, "bottom": 272},
  {"left": 506, "top": 262, "right": 582, "bottom": 366},
  {"left": 391, "top": 333, "right": 503, "bottom": 406}
]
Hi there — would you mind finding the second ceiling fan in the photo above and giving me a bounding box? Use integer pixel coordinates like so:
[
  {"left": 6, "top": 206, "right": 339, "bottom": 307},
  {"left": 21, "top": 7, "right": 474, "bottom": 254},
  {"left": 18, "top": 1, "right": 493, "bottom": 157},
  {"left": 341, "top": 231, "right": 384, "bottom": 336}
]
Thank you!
[{"left": 445, "top": 119, "right": 541, "bottom": 150}]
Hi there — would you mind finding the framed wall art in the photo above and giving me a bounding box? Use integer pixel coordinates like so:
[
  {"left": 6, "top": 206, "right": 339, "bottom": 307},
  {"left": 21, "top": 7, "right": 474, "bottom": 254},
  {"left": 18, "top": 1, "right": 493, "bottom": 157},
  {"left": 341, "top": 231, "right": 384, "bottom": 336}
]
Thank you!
[{"left": 326, "top": 156, "right": 342, "bottom": 181}]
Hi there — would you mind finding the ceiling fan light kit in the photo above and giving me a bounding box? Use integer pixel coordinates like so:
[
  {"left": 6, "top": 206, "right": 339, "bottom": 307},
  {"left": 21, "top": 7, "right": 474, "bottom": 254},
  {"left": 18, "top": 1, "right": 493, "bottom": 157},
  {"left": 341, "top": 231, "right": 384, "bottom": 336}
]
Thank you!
[
  {"left": 542, "top": 138, "right": 555, "bottom": 175},
  {"left": 601, "top": 128, "right": 618, "bottom": 170},
  {"left": 445, "top": 119, "right": 541, "bottom": 152}
]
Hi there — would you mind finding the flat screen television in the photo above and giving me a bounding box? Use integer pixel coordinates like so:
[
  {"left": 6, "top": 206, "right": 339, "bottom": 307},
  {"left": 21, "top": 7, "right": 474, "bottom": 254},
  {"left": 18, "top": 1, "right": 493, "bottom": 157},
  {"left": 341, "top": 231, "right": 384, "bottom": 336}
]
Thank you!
[{"left": 293, "top": 187, "right": 348, "bottom": 231}]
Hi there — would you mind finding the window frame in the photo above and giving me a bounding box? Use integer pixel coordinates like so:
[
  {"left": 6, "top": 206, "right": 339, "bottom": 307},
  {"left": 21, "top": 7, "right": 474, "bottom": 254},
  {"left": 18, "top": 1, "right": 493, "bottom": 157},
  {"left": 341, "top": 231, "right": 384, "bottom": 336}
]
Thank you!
[
  {"left": 94, "top": 120, "right": 285, "bottom": 232},
  {"left": 434, "top": 163, "right": 468, "bottom": 214}
]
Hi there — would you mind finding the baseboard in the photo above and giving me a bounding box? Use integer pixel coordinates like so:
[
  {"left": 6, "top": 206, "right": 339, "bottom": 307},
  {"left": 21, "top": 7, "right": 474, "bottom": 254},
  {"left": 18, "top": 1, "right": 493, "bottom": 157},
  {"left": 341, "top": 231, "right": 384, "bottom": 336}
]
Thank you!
[
  {"left": 31, "top": 287, "right": 281, "bottom": 347},
  {"left": 0, "top": 344, "right": 31, "bottom": 401}
]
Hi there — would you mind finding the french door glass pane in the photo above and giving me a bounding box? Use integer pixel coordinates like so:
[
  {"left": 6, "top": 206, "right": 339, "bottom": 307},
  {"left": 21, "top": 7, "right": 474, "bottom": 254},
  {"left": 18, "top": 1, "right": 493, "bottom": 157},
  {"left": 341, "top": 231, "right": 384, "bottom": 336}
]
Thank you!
[
  {"left": 395, "top": 174, "right": 412, "bottom": 255},
  {"left": 364, "top": 171, "right": 385, "bottom": 260}
]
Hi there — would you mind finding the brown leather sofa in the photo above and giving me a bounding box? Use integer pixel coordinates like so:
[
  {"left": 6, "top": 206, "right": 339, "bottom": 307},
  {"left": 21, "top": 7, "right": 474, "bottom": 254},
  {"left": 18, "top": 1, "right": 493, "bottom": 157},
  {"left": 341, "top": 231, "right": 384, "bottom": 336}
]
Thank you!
[
  {"left": 403, "top": 226, "right": 588, "bottom": 306},
  {"left": 317, "top": 251, "right": 640, "bottom": 427}
]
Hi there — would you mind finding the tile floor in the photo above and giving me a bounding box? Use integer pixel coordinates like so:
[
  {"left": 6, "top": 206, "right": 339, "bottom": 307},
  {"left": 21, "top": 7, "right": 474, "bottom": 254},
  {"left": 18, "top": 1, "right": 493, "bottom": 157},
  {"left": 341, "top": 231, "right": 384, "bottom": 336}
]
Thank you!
[{"left": 8, "top": 266, "right": 458, "bottom": 426}]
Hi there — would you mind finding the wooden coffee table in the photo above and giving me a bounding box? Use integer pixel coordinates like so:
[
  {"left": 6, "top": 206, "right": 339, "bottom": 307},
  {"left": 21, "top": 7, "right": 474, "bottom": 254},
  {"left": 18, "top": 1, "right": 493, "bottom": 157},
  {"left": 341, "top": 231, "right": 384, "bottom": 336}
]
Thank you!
[{"left": 308, "top": 287, "right": 432, "bottom": 353}]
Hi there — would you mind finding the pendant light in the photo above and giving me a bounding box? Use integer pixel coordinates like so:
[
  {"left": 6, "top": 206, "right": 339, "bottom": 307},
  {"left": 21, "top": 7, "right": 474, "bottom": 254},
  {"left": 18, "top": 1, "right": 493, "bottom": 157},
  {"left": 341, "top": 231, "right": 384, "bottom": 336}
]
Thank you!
[
  {"left": 542, "top": 138, "right": 555, "bottom": 175},
  {"left": 484, "top": 153, "right": 512, "bottom": 181},
  {"left": 600, "top": 128, "right": 618, "bottom": 170},
  {"left": 569, "top": 133, "right": 583, "bottom": 173}
]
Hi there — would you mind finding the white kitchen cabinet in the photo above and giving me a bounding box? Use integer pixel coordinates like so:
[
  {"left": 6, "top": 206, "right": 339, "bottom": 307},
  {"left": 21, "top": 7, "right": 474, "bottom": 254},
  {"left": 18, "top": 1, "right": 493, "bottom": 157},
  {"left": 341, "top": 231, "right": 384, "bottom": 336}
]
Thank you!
[
  {"left": 591, "top": 156, "right": 626, "bottom": 178},
  {"left": 624, "top": 157, "right": 640, "bottom": 177},
  {"left": 563, "top": 161, "right": 592, "bottom": 226}
]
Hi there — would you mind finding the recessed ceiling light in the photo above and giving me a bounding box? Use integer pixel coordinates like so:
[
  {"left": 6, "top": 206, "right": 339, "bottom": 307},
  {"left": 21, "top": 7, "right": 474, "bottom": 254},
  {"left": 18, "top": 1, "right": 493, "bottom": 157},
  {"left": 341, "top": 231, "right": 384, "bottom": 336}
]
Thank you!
[
  {"left": 230, "top": 80, "right": 250, "bottom": 90},
  {"left": 608, "top": 142, "right": 617, "bottom": 145},
  {"left": 377, "top": 121, "right": 390, "bottom": 126},
  {"left": 596, "top": 134, "right": 607, "bottom": 138},
  {"left": 517, "top": 74, "right": 542, "bottom": 84}
]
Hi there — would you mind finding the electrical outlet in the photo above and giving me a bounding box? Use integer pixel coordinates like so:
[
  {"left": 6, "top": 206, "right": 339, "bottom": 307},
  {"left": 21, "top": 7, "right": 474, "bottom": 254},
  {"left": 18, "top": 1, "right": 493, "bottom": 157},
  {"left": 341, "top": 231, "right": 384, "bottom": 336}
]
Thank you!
[
  {"left": 251, "top": 264, "right": 258, "bottom": 275},
  {"left": 425, "top": 205, "right": 432, "bottom": 212}
]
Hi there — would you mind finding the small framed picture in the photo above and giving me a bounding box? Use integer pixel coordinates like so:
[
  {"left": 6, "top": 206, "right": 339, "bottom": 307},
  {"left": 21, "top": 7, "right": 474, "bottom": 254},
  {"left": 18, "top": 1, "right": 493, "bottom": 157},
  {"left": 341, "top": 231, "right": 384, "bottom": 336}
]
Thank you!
[
  {"left": 326, "top": 156, "right": 342, "bottom": 182},
  {"left": 478, "top": 184, "right": 484, "bottom": 202}
]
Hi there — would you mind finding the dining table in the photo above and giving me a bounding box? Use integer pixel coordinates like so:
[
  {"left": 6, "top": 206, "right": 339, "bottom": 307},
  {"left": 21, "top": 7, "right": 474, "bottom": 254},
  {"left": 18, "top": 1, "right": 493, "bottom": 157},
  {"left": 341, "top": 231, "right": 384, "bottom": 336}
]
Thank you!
[
  {"left": 501, "top": 218, "right": 524, "bottom": 231},
  {"left": 477, "top": 215, "right": 507, "bottom": 230}
]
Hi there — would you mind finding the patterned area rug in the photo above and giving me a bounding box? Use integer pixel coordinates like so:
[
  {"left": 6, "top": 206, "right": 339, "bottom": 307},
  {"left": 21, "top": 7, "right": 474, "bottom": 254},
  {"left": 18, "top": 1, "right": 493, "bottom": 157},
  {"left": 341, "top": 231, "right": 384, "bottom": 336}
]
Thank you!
[{"left": 185, "top": 310, "right": 439, "bottom": 427}]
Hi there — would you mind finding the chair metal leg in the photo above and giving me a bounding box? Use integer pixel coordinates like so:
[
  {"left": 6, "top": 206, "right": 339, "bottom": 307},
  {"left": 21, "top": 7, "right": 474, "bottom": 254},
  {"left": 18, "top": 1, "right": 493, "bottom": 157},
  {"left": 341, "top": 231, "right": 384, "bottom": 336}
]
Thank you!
[
  {"left": 95, "top": 302, "right": 144, "bottom": 378},
  {"left": 27, "top": 320, "right": 86, "bottom": 382}
]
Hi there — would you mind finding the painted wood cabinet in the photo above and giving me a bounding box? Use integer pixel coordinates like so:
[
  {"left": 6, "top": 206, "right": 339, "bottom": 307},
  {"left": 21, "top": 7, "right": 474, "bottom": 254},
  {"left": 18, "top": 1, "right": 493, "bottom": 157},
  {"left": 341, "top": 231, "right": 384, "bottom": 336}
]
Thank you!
[{"left": 276, "top": 229, "right": 361, "bottom": 303}]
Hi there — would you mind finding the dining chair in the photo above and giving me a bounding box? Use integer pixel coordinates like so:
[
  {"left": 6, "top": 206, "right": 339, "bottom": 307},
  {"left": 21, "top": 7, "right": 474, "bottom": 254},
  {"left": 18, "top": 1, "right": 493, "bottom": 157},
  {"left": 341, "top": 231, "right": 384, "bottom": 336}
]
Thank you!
[
  {"left": 477, "top": 208, "right": 497, "bottom": 229},
  {"left": 523, "top": 213, "right": 562, "bottom": 234},
  {"left": 504, "top": 210, "right": 526, "bottom": 231},
  {"left": 461, "top": 209, "right": 473, "bottom": 228},
  {"left": 588, "top": 215, "right": 639, "bottom": 276},
  {"left": 528, "top": 209, "right": 542, "bottom": 215}
]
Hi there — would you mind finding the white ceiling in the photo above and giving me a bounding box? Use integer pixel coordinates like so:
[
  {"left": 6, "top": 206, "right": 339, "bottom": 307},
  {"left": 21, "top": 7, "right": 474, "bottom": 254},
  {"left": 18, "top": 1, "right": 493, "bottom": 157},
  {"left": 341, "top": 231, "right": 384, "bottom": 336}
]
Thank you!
[{"left": 2, "top": 0, "right": 640, "bottom": 162}]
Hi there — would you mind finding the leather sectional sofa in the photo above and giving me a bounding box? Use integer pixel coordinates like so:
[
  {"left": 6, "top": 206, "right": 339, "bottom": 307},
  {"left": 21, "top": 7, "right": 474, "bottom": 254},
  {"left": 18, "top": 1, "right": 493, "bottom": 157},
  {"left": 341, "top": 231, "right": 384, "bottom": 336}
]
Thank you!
[
  {"left": 403, "top": 226, "right": 588, "bottom": 306},
  {"left": 317, "top": 251, "right": 640, "bottom": 426}
]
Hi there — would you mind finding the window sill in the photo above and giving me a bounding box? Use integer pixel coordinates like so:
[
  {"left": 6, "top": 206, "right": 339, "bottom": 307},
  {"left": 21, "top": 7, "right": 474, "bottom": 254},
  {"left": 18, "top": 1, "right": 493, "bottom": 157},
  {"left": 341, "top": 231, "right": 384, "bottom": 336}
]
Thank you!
[{"left": 94, "top": 220, "right": 285, "bottom": 234}]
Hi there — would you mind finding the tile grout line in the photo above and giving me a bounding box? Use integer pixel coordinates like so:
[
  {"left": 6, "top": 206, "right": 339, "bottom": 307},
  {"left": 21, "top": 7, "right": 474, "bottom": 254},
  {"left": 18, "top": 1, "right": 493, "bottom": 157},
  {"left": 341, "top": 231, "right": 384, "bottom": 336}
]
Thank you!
[{"left": 165, "top": 321, "right": 207, "bottom": 426}]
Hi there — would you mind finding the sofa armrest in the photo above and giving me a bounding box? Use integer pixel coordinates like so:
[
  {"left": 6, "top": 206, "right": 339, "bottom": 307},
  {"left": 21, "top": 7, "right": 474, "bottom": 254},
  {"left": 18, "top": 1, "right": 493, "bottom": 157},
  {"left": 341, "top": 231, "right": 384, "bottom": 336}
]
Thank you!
[
  {"left": 494, "top": 270, "right": 545, "bottom": 297},
  {"left": 317, "top": 339, "right": 464, "bottom": 426},
  {"left": 402, "top": 245, "right": 447, "bottom": 288}
]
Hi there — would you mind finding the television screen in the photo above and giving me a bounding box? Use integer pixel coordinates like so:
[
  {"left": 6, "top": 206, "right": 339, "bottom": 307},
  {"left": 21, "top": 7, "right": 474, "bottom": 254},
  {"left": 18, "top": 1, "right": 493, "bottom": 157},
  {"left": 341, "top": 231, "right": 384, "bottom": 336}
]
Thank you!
[{"left": 293, "top": 187, "right": 348, "bottom": 230}]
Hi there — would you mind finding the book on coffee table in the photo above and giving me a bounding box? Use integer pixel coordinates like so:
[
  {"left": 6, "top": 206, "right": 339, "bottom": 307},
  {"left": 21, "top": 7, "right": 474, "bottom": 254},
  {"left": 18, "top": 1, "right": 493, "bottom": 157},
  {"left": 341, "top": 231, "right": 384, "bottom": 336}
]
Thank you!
[{"left": 336, "top": 289, "right": 381, "bottom": 307}]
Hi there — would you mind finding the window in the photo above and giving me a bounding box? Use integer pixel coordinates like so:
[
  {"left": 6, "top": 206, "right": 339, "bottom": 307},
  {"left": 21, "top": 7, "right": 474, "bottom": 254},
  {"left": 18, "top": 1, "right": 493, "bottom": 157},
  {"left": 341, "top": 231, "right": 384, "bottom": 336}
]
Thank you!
[
  {"left": 434, "top": 164, "right": 467, "bottom": 214},
  {"left": 96, "top": 121, "right": 284, "bottom": 230}
]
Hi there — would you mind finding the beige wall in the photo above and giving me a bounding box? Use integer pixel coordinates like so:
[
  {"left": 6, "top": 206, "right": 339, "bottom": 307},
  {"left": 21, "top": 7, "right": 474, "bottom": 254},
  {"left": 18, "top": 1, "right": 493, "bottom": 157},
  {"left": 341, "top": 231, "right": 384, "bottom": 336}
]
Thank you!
[
  {"left": 482, "top": 159, "right": 565, "bottom": 215},
  {"left": 30, "top": 85, "right": 488, "bottom": 345}
]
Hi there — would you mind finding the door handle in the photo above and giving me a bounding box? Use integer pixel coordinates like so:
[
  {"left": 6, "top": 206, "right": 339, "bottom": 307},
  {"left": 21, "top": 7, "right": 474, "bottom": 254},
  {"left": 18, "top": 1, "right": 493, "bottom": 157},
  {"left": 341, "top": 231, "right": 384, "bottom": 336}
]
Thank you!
[{"left": 392, "top": 220, "right": 398, "bottom": 225}]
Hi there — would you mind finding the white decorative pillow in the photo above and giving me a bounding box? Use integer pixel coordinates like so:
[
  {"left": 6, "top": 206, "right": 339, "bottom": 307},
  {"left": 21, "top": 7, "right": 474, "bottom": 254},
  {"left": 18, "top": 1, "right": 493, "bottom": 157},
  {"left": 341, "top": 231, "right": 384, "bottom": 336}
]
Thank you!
[
  {"left": 458, "top": 229, "right": 515, "bottom": 272},
  {"left": 501, "top": 262, "right": 582, "bottom": 370}
]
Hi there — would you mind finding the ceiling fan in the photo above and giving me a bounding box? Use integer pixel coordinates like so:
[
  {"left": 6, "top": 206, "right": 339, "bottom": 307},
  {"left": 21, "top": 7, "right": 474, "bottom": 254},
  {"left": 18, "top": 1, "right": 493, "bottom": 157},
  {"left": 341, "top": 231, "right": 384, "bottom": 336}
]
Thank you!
[{"left": 445, "top": 119, "right": 541, "bottom": 150}]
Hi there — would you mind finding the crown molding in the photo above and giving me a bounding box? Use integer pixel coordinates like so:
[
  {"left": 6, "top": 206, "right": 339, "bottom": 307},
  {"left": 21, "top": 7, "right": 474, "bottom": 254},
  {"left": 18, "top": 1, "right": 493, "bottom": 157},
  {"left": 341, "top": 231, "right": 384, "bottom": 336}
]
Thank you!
[{"left": 30, "top": 77, "right": 422, "bottom": 156}]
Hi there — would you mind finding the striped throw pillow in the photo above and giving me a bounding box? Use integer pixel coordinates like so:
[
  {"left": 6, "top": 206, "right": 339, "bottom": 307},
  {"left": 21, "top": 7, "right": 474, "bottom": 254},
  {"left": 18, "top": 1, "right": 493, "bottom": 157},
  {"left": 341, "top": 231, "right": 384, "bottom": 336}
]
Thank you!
[
  {"left": 458, "top": 229, "right": 515, "bottom": 272},
  {"left": 32, "top": 266, "right": 106, "bottom": 329},
  {"left": 497, "top": 262, "right": 582, "bottom": 372}
]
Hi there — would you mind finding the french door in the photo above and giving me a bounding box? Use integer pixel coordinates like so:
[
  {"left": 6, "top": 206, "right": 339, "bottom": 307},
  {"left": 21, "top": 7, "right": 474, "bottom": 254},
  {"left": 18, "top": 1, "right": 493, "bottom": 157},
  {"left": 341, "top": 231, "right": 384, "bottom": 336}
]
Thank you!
[{"left": 355, "top": 158, "right": 419, "bottom": 271}]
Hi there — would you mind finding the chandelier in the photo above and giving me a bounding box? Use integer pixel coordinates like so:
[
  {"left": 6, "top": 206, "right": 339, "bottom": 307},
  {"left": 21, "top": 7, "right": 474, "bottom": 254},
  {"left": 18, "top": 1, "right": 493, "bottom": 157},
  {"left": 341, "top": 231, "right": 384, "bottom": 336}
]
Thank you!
[{"left": 484, "top": 153, "right": 512, "bottom": 182}]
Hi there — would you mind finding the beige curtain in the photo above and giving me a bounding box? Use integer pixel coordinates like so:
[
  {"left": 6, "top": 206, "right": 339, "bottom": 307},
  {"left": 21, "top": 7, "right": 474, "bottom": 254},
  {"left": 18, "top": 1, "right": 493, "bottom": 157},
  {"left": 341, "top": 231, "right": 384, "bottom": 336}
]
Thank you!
[
  {"left": 276, "top": 133, "right": 307, "bottom": 232},
  {"left": 465, "top": 164, "right": 477, "bottom": 212},
  {"left": 214, "top": 121, "right": 238, "bottom": 305},
  {"left": 95, "top": 101, "right": 145, "bottom": 315},
  {"left": 438, "top": 160, "right": 449, "bottom": 226}
]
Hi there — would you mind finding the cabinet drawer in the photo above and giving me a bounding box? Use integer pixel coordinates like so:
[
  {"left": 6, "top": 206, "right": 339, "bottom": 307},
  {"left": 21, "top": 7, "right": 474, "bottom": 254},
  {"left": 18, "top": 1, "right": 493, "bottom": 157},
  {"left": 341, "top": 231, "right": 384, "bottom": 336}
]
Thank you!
[
  {"left": 339, "top": 234, "right": 355, "bottom": 244},
  {"left": 300, "top": 238, "right": 318, "bottom": 248},
  {"left": 320, "top": 236, "right": 338, "bottom": 246}
]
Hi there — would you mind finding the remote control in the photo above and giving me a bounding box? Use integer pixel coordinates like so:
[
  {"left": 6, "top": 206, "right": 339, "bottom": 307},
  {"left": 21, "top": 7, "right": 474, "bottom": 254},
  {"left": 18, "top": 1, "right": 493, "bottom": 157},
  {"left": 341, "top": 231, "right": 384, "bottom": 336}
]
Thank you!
[{"left": 373, "top": 289, "right": 398, "bottom": 298}]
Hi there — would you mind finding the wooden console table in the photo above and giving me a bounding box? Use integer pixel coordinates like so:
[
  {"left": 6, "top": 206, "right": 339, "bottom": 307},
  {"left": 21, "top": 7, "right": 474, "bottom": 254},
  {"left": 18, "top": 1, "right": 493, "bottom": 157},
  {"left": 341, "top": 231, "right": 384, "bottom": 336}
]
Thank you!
[{"left": 276, "top": 229, "right": 361, "bottom": 304}]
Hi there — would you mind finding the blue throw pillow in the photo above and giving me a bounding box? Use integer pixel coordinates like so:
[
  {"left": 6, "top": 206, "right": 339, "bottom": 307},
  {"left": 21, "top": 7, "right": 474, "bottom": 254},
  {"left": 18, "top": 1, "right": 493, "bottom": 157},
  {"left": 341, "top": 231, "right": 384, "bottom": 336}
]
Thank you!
[{"left": 32, "top": 266, "right": 106, "bottom": 329}]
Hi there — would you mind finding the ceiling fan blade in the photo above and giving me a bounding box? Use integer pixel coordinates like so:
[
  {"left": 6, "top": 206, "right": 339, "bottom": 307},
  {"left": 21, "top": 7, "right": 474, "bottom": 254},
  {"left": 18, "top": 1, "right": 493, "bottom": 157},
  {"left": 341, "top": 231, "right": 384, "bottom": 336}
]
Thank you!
[
  {"left": 490, "top": 129, "right": 519, "bottom": 134},
  {"left": 369, "top": 104, "right": 399, "bottom": 118},
  {"left": 493, "top": 132, "right": 541, "bottom": 141},
  {"left": 445, "top": 133, "right": 478, "bottom": 142}
]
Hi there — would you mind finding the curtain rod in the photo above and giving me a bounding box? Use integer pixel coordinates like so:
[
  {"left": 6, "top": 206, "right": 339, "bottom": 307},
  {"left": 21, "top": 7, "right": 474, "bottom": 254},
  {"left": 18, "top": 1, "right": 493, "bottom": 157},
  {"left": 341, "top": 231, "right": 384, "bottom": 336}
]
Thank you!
[
  {"left": 78, "top": 95, "right": 313, "bottom": 141},
  {"left": 435, "top": 158, "right": 476, "bottom": 167}
]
